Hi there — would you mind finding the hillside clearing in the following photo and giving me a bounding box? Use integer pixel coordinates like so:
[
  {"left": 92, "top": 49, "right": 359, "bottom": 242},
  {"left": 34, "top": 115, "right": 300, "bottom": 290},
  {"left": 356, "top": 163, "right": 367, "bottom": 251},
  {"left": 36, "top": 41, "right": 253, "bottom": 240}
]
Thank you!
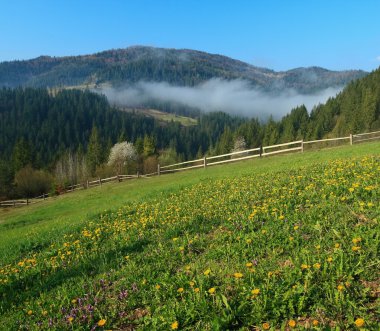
[{"left": 0, "top": 141, "right": 379, "bottom": 330}]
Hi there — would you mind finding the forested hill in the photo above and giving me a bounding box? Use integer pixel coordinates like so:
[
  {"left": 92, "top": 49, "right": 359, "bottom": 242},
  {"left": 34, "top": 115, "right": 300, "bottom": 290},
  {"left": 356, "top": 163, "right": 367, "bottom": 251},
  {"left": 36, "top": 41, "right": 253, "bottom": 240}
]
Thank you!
[
  {"left": 0, "top": 46, "right": 367, "bottom": 93},
  {"left": 308, "top": 66, "right": 380, "bottom": 137}
]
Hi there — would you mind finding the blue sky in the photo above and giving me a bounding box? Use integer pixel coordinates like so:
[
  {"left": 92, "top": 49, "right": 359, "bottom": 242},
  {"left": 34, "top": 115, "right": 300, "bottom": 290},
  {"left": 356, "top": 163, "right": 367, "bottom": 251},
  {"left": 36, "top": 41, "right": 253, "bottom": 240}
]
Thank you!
[{"left": 1, "top": 0, "right": 379, "bottom": 71}]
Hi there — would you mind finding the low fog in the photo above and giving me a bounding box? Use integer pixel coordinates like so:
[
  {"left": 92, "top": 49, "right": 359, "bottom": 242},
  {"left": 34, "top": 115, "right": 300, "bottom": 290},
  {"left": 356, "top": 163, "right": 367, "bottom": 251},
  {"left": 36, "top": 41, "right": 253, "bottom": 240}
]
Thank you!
[{"left": 99, "top": 79, "right": 342, "bottom": 119}]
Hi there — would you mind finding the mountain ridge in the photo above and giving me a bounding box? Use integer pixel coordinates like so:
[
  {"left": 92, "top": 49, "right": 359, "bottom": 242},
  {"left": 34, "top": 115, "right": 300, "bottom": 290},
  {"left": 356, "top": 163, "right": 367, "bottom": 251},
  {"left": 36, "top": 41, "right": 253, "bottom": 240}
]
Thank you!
[{"left": 0, "top": 46, "right": 367, "bottom": 93}]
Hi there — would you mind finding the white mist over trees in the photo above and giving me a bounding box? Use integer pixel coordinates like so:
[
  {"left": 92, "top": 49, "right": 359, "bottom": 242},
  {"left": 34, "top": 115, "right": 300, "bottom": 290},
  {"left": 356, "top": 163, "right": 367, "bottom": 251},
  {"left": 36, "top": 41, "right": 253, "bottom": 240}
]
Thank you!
[{"left": 100, "top": 79, "right": 343, "bottom": 119}]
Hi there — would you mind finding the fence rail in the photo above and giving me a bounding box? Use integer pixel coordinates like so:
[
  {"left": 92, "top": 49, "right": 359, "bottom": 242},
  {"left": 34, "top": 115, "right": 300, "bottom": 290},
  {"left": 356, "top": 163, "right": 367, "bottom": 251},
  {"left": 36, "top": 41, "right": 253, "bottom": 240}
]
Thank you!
[{"left": 1, "top": 129, "right": 379, "bottom": 208}]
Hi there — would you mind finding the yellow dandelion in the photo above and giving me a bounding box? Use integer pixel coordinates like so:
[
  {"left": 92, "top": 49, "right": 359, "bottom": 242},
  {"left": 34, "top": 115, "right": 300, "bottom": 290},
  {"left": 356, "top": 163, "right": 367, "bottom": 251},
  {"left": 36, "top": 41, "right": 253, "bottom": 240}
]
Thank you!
[
  {"left": 189, "top": 281, "right": 195, "bottom": 287},
  {"left": 194, "top": 287, "right": 200, "bottom": 293},
  {"left": 301, "top": 264, "right": 309, "bottom": 270},
  {"left": 97, "top": 319, "right": 106, "bottom": 327},
  {"left": 67, "top": 316, "right": 74, "bottom": 323},
  {"left": 204, "top": 269, "right": 211, "bottom": 276},
  {"left": 27, "top": 310, "right": 33, "bottom": 315},
  {"left": 352, "top": 237, "right": 361, "bottom": 244},
  {"left": 279, "top": 215, "right": 285, "bottom": 220},
  {"left": 246, "top": 239, "right": 252, "bottom": 244},
  {"left": 171, "top": 321, "right": 179, "bottom": 329},
  {"left": 155, "top": 284, "right": 161, "bottom": 290},
  {"left": 251, "top": 288, "right": 260, "bottom": 295},
  {"left": 177, "top": 287, "right": 184, "bottom": 293},
  {"left": 334, "top": 243, "right": 340, "bottom": 249},
  {"left": 293, "top": 225, "right": 299, "bottom": 230},
  {"left": 208, "top": 287, "right": 216, "bottom": 294},
  {"left": 327, "top": 257, "right": 333, "bottom": 263},
  {"left": 352, "top": 246, "right": 361, "bottom": 252},
  {"left": 288, "top": 319, "right": 297, "bottom": 328},
  {"left": 337, "top": 284, "right": 345, "bottom": 291},
  {"left": 312, "top": 320, "right": 319, "bottom": 326},
  {"left": 262, "top": 322, "right": 270, "bottom": 330},
  {"left": 233, "top": 272, "right": 243, "bottom": 279},
  {"left": 313, "top": 263, "right": 321, "bottom": 269},
  {"left": 354, "top": 318, "right": 365, "bottom": 328},
  {"left": 246, "top": 262, "right": 253, "bottom": 268}
]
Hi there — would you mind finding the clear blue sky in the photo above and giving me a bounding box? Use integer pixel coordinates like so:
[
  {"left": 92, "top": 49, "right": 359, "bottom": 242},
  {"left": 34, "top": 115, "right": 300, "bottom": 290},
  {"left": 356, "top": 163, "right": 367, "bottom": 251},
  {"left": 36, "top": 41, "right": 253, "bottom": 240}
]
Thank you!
[{"left": 1, "top": 0, "right": 379, "bottom": 71}]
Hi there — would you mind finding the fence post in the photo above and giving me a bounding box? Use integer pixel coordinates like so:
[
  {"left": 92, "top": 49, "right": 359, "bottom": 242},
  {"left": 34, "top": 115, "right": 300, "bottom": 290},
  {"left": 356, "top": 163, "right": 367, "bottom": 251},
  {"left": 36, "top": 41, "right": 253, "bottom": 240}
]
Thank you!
[
  {"left": 86, "top": 180, "right": 89, "bottom": 189},
  {"left": 301, "top": 140, "right": 304, "bottom": 153},
  {"left": 157, "top": 164, "right": 161, "bottom": 176},
  {"left": 26, "top": 198, "right": 29, "bottom": 205},
  {"left": 203, "top": 156, "right": 207, "bottom": 168},
  {"left": 137, "top": 171, "right": 140, "bottom": 178},
  {"left": 260, "top": 146, "right": 263, "bottom": 157},
  {"left": 99, "top": 177, "right": 102, "bottom": 186},
  {"left": 350, "top": 134, "right": 353, "bottom": 145},
  {"left": 13, "top": 200, "right": 16, "bottom": 207}
]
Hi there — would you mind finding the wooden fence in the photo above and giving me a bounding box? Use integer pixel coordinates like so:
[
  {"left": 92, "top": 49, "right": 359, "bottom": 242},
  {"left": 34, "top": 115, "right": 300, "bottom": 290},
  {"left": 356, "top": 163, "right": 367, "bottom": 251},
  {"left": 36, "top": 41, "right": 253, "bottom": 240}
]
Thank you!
[{"left": 1, "top": 129, "right": 379, "bottom": 208}]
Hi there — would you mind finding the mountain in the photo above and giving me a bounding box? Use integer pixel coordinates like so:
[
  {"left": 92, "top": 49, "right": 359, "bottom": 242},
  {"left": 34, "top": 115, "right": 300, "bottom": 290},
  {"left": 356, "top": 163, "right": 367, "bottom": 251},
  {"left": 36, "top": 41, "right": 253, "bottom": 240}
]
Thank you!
[{"left": 0, "top": 46, "right": 367, "bottom": 93}]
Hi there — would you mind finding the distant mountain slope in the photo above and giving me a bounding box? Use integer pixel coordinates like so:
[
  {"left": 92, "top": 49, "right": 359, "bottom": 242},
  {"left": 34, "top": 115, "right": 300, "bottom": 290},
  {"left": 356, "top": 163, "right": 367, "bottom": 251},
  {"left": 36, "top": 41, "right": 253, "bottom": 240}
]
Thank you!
[{"left": 0, "top": 46, "right": 367, "bottom": 93}]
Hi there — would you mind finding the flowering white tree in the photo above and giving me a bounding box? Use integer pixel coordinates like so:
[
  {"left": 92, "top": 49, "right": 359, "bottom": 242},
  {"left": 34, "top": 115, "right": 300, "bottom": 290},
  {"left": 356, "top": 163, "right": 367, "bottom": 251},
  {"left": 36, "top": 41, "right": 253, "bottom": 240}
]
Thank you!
[{"left": 108, "top": 141, "right": 137, "bottom": 175}]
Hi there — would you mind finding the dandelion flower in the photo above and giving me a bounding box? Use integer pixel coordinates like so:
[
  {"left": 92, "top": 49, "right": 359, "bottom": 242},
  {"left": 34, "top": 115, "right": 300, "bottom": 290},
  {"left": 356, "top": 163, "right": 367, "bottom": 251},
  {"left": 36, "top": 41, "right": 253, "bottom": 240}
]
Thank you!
[
  {"left": 189, "top": 281, "right": 195, "bottom": 287},
  {"left": 312, "top": 320, "right": 319, "bottom": 326},
  {"left": 251, "top": 288, "right": 260, "bottom": 295},
  {"left": 352, "top": 246, "right": 361, "bottom": 251},
  {"left": 313, "top": 263, "right": 321, "bottom": 269},
  {"left": 208, "top": 287, "right": 216, "bottom": 294},
  {"left": 337, "top": 284, "right": 345, "bottom": 291},
  {"left": 288, "top": 319, "right": 297, "bottom": 328},
  {"left": 194, "top": 287, "right": 200, "bottom": 293},
  {"left": 155, "top": 284, "right": 161, "bottom": 290},
  {"left": 97, "top": 319, "right": 106, "bottom": 327},
  {"left": 354, "top": 318, "right": 365, "bottom": 327},
  {"left": 246, "top": 262, "right": 253, "bottom": 268},
  {"left": 177, "top": 287, "right": 184, "bottom": 293},
  {"left": 262, "top": 322, "right": 270, "bottom": 330},
  {"left": 233, "top": 272, "right": 243, "bottom": 279},
  {"left": 204, "top": 269, "right": 211, "bottom": 276},
  {"left": 171, "top": 321, "right": 179, "bottom": 329},
  {"left": 27, "top": 310, "right": 33, "bottom": 315}
]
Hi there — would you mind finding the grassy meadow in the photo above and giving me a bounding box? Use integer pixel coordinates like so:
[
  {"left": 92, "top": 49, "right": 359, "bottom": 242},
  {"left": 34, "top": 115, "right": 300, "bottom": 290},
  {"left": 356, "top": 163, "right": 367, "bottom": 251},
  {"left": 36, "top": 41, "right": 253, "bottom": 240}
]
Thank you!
[{"left": 0, "top": 142, "right": 379, "bottom": 330}]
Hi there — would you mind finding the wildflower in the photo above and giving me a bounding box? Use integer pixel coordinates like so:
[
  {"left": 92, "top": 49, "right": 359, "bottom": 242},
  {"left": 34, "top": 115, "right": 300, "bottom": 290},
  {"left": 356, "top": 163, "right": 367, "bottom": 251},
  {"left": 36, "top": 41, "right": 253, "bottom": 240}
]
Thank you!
[
  {"left": 204, "top": 269, "right": 211, "bottom": 276},
  {"left": 27, "top": 310, "right": 33, "bottom": 315},
  {"left": 189, "top": 281, "right": 195, "bottom": 287},
  {"left": 279, "top": 215, "right": 285, "bottom": 220},
  {"left": 208, "top": 287, "right": 216, "bottom": 294},
  {"left": 251, "top": 288, "right": 260, "bottom": 295},
  {"left": 246, "top": 239, "right": 252, "bottom": 244},
  {"left": 71, "top": 299, "right": 77, "bottom": 304},
  {"left": 67, "top": 316, "right": 74, "bottom": 323},
  {"left": 301, "top": 264, "right": 309, "bottom": 270},
  {"left": 155, "top": 284, "right": 161, "bottom": 290},
  {"left": 312, "top": 320, "right": 319, "bottom": 326},
  {"left": 262, "top": 322, "right": 270, "bottom": 330},
  {"left": 352, "top": 246, "right": 361, "bottom": 252},
  {"left": 289, "top": 236, "right": 294, "bottom": 241},
  {"left": 185, "top": 265, "right": 191, "bottom": 270},
  {"left": 349, "top": 187, "right": 354, "bottom": 192},
  {"left": 334, "top": 243, "right": 340, "bottom": 249},
  {"left": 327, "top": 257, "right": 333, "bottom": 263},
  {"left": 261, "top": 230, "right": 267, "bottom": 234},
  {"left": 124, "top": 255, "right": 129, "bottom": 260},
  {"left": 313, "top": 263, "right": 321, "bottom": 269},
  {"left": 315, "top": 244, "right": 321, "bottom": 250},
  {"left": 194, "top": 287, "right": 200, "bottom": 293},
  {"left": 352, "top": 237, "right": 361, "bottom": 244},
  {"left": 97, "top": 319, "right": 106, "bottom": 327},
  {"left": 233, "top": 272, "right": 243, "bottom": 279},
  {"left": 337, "top": 284, "right": 345, "bottom": 291},
  {"left": 42, "top": 310, "right": 48, "bottom": 316},
  {"left": 171, "top": 321, "right": 179, "bottom": 329},
  {"left": 293, "top": 225, "right": 299, "bottom": 230},
  {"left": 354, "top": 318, "right": 365, "bottom": 327},
  {"left": 177, "top": 287, "right": 184, "bottom": 293},
  {"left": 246, "top": 262, "right": 253, "bottom": 268},
  {"left": 288, "top": 319, "right": 297, "bottom": 328}
]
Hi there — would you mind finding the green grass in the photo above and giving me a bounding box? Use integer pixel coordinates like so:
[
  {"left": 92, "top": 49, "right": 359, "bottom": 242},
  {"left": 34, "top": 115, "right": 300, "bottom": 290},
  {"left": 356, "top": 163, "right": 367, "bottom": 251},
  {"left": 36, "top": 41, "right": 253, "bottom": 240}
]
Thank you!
[{"left": 0, "top": 141, "right": 379, "bottom": 330}]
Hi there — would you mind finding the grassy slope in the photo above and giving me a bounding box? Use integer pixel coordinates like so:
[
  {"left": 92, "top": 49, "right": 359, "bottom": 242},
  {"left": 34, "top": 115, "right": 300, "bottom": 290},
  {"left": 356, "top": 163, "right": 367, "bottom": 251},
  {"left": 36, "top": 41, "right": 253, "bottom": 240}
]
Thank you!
[{"left": 0, "top": 141, "right": 379, "bottom": 330}]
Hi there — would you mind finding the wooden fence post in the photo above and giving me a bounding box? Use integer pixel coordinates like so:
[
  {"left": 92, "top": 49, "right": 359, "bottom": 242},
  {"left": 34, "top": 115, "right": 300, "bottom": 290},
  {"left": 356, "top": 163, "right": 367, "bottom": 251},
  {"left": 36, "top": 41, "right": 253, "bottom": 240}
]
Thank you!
[
  {"left": 86, "top": 180, "right": 89, "bottom": 189},
  {"left": 99, "top": 177, "right": 102, "bottom": 186},
  {"left": 260, "top": 146, "right": 263, "bottom": 157},
  {"left": 203, "top": 156, "right": 207, "bottom": 168},
  {"left": 301, "top": 140, "right": 304, "bottom": 153},
  {"left": 157, "top": 164, "right": 161, "bottom": 176},
  {"left": 350, "top": 134, "right": 353, "bottom": 145},
  {"left": 137, "top": 171, "right": 140, "bottom": 178},
  {"left": 26, "top": 199, "right": 29, "bottom": 205}
]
